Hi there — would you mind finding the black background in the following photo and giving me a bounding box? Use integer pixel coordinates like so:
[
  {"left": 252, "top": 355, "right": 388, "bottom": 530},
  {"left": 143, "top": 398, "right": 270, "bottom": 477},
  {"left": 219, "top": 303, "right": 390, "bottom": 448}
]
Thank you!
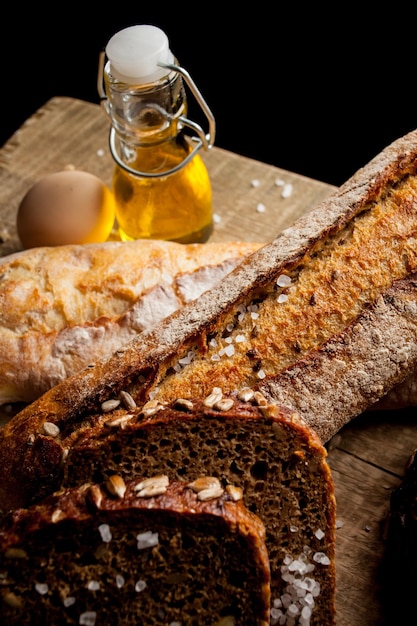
[{"left": 2, "top": 6, "right": 416, "bottom": 187}]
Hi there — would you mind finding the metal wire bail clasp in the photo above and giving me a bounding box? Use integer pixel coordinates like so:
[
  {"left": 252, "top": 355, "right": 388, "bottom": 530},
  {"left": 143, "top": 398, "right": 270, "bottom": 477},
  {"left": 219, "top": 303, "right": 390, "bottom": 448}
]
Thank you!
[{"left": 97, "top": 52, "right": 216, "bottom": 178}]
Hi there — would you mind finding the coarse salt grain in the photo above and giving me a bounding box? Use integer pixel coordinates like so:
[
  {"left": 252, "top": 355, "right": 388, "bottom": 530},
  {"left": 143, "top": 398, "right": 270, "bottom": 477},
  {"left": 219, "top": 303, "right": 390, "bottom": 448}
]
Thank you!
[
  {"left": 314, "top": 528, "right": 325, "bottom": 540},
  {"left": 179, "top": 350, "right": 196, "bottom": 366},
  {"left": 277, "top": 274, "right": 292, "bottom": 287},
  {"left": 270, "top": 607, "right": 283, "bottom": 620},
  {"left": 301, "top": 606, "right": 312, "bottom": 619},
  {"left": 116, "top": 574, "right": 125, "bottom": 588},
  {"left": 289, "top": 558, "right": 305, "bottom": 572},
  {"left": 98, "top": 523, "right": 112, "bottom": 543},
  {"left": 79, "top": 612, "right": 97, "bottom": 626},
  {"left": 137, "top": 530, "right": 159, "bottom": 550},
  {"left": 135, "top": 580, "right": 147, "bottom": 592},
  {"left": 275, "top": 178, "right": 285, "bottom": 186},
  {"left": 257, "top": 369, "right": 266, "bottom": 379},
  {"left": 35, "top": 583, "right": 48, "bottom": 595},
  {"left": 96, "top": 149, "right": 105, "bottom": 157},
  {"left": 277, "top": 294, "right": 288, "bottom": 304},
  {"left": 63, "top": 596, "right": 76, "bottom": 607},
  {"left": 282, "top": 570, "right": 295, "bottom": 583},
  {"left": 304, "top": 578, "right": 319, "bottom": 593},
  {"left": 303, "top": 591, "right": 315, "bottom": 606},
  {"left": 281, "top": 183, "right": 293, "bottom": 198},
  {"left": 313, "top": 551, "right": 331, "bottom": 565},
  {"left": 251, "top": 178, "right": 261, "bottom": 188},
  {"left": 213, "top": 213, "right": 221, "bottom": 223},
  {"left": 87, "top": 581, "right": 100, "bottom": 591},
  {"left": 256, "top": 202, "right": 266, "bottom": 213}
]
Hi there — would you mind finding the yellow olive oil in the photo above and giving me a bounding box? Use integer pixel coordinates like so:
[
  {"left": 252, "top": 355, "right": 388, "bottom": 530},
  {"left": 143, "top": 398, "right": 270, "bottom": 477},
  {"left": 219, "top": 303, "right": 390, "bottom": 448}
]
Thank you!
[{"left": 112, "top": 138, "right": 213, "bottom": 243}]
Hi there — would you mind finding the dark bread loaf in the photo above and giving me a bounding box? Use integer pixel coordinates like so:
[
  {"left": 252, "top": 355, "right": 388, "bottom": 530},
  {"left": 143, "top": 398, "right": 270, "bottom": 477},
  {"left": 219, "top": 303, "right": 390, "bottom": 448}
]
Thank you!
[
  {"left": 0, "top": 477, "right": 271, "bottom": 625},
  {"left": 1, "top": 129, "right": 417, "bottom": 511},
  {"left": 0, "top": 396, "right": 337, "bottom": 623},
  {"left": 60, "top": 396, "right": 336, "bottom": 625}
]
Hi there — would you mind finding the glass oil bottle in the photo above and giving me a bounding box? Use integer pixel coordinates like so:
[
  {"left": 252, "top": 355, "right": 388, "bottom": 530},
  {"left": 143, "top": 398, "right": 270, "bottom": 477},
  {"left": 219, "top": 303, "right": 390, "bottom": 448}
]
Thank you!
[{"left": 98, "top": 25, "right": 215, "bottom": 243}]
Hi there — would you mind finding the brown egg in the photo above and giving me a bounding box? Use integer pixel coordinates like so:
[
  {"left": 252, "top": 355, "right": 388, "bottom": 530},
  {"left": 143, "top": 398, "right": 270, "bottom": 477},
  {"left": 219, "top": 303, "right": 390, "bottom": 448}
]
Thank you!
[{"left": 17, "top": 170, "right": 116, "bottom": 249}]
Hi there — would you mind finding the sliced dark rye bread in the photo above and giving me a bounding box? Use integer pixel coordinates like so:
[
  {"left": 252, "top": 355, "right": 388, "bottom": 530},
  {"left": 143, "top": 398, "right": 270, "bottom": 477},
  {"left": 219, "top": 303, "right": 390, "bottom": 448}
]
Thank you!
[
  {"left": 0, "top": 477, "right": 271, "bottom": 626},
  {"left": 1, "top": 130, "right": 417, "bottom": 509},
  {"left": 57, "top": 397, "right": 336, "bottom": 626}
]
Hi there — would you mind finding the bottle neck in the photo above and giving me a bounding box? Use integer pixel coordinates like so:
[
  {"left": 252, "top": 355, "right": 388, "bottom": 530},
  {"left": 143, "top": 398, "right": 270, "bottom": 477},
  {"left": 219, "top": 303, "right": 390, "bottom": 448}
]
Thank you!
[{"left": 103, "top": 60, "right": 187, "bottom": 148}]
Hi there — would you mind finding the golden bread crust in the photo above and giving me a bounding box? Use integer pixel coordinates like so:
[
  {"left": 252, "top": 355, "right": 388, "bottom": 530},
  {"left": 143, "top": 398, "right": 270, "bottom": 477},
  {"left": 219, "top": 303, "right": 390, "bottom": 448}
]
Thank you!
[{"left": 0, "top": 239, "right": 260, "bottom": 404}]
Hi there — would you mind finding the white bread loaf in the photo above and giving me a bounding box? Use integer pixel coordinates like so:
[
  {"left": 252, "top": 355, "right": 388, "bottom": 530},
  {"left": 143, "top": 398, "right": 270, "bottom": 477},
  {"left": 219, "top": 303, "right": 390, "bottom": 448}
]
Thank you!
[{"left": 0, "top": 239, "right": 260, "bottom": 405}]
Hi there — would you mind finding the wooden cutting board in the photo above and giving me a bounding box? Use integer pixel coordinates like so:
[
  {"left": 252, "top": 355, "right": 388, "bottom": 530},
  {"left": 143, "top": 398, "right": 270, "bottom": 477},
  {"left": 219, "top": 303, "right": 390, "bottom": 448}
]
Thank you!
[{"left": 1, "top": 96, "right": 415, "bottom": 625}]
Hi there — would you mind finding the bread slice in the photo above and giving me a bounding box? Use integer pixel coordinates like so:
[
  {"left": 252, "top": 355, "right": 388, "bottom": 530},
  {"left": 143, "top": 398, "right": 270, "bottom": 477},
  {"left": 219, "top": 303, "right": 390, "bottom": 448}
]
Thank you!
[
  {"left": 59, "top": 396, "right": 336, "bottom": 625},
  {"left": 0, "top": 476, "right": 271, "bottom": 625},
  {"left": 1, "top": 129, "right": 417, "bottom": 510},
  {"left": 0, "top": 239, "right": 260, "bottom": 405}
]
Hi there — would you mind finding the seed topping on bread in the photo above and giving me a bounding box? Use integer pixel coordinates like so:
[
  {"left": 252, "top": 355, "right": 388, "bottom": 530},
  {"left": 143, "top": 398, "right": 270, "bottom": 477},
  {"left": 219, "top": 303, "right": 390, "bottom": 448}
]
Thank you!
[
  {"left": 133, "top": 475, "right": 170, "bottom": 498},
  {"left": 1, "top": 477, "right": 272, "bottom": 625}
]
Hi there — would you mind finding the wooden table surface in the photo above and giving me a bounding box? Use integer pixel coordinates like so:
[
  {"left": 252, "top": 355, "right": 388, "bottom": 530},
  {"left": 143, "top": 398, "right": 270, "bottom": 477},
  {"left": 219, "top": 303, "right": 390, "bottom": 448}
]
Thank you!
[{"left": 1, "top": 96, "right": 415, "bottom": 625}]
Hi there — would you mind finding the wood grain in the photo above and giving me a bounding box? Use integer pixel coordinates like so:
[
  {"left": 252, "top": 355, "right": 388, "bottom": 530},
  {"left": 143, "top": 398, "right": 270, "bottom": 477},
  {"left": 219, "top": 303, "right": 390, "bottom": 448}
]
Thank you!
[{"left": 1, "top": 96, "right": 415, "bottom": 625}]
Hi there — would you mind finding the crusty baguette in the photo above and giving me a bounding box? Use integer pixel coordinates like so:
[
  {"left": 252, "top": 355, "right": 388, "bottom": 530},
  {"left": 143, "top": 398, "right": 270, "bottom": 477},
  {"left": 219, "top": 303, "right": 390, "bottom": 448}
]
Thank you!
[
  {"left": 0, "top": 239, "right": 261, "bottom": 405},
  {"left": 369, "top": 369, "right": 417, "bottom": 410},
  {"left": 258, "top": 272, "right": 417, "bottom": 440},
  {"left": 2, "top": 129, "right": 417, "bottom": 511},
  {"left": 0, "top": 476, "right": 271, "bottom": 626}
]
